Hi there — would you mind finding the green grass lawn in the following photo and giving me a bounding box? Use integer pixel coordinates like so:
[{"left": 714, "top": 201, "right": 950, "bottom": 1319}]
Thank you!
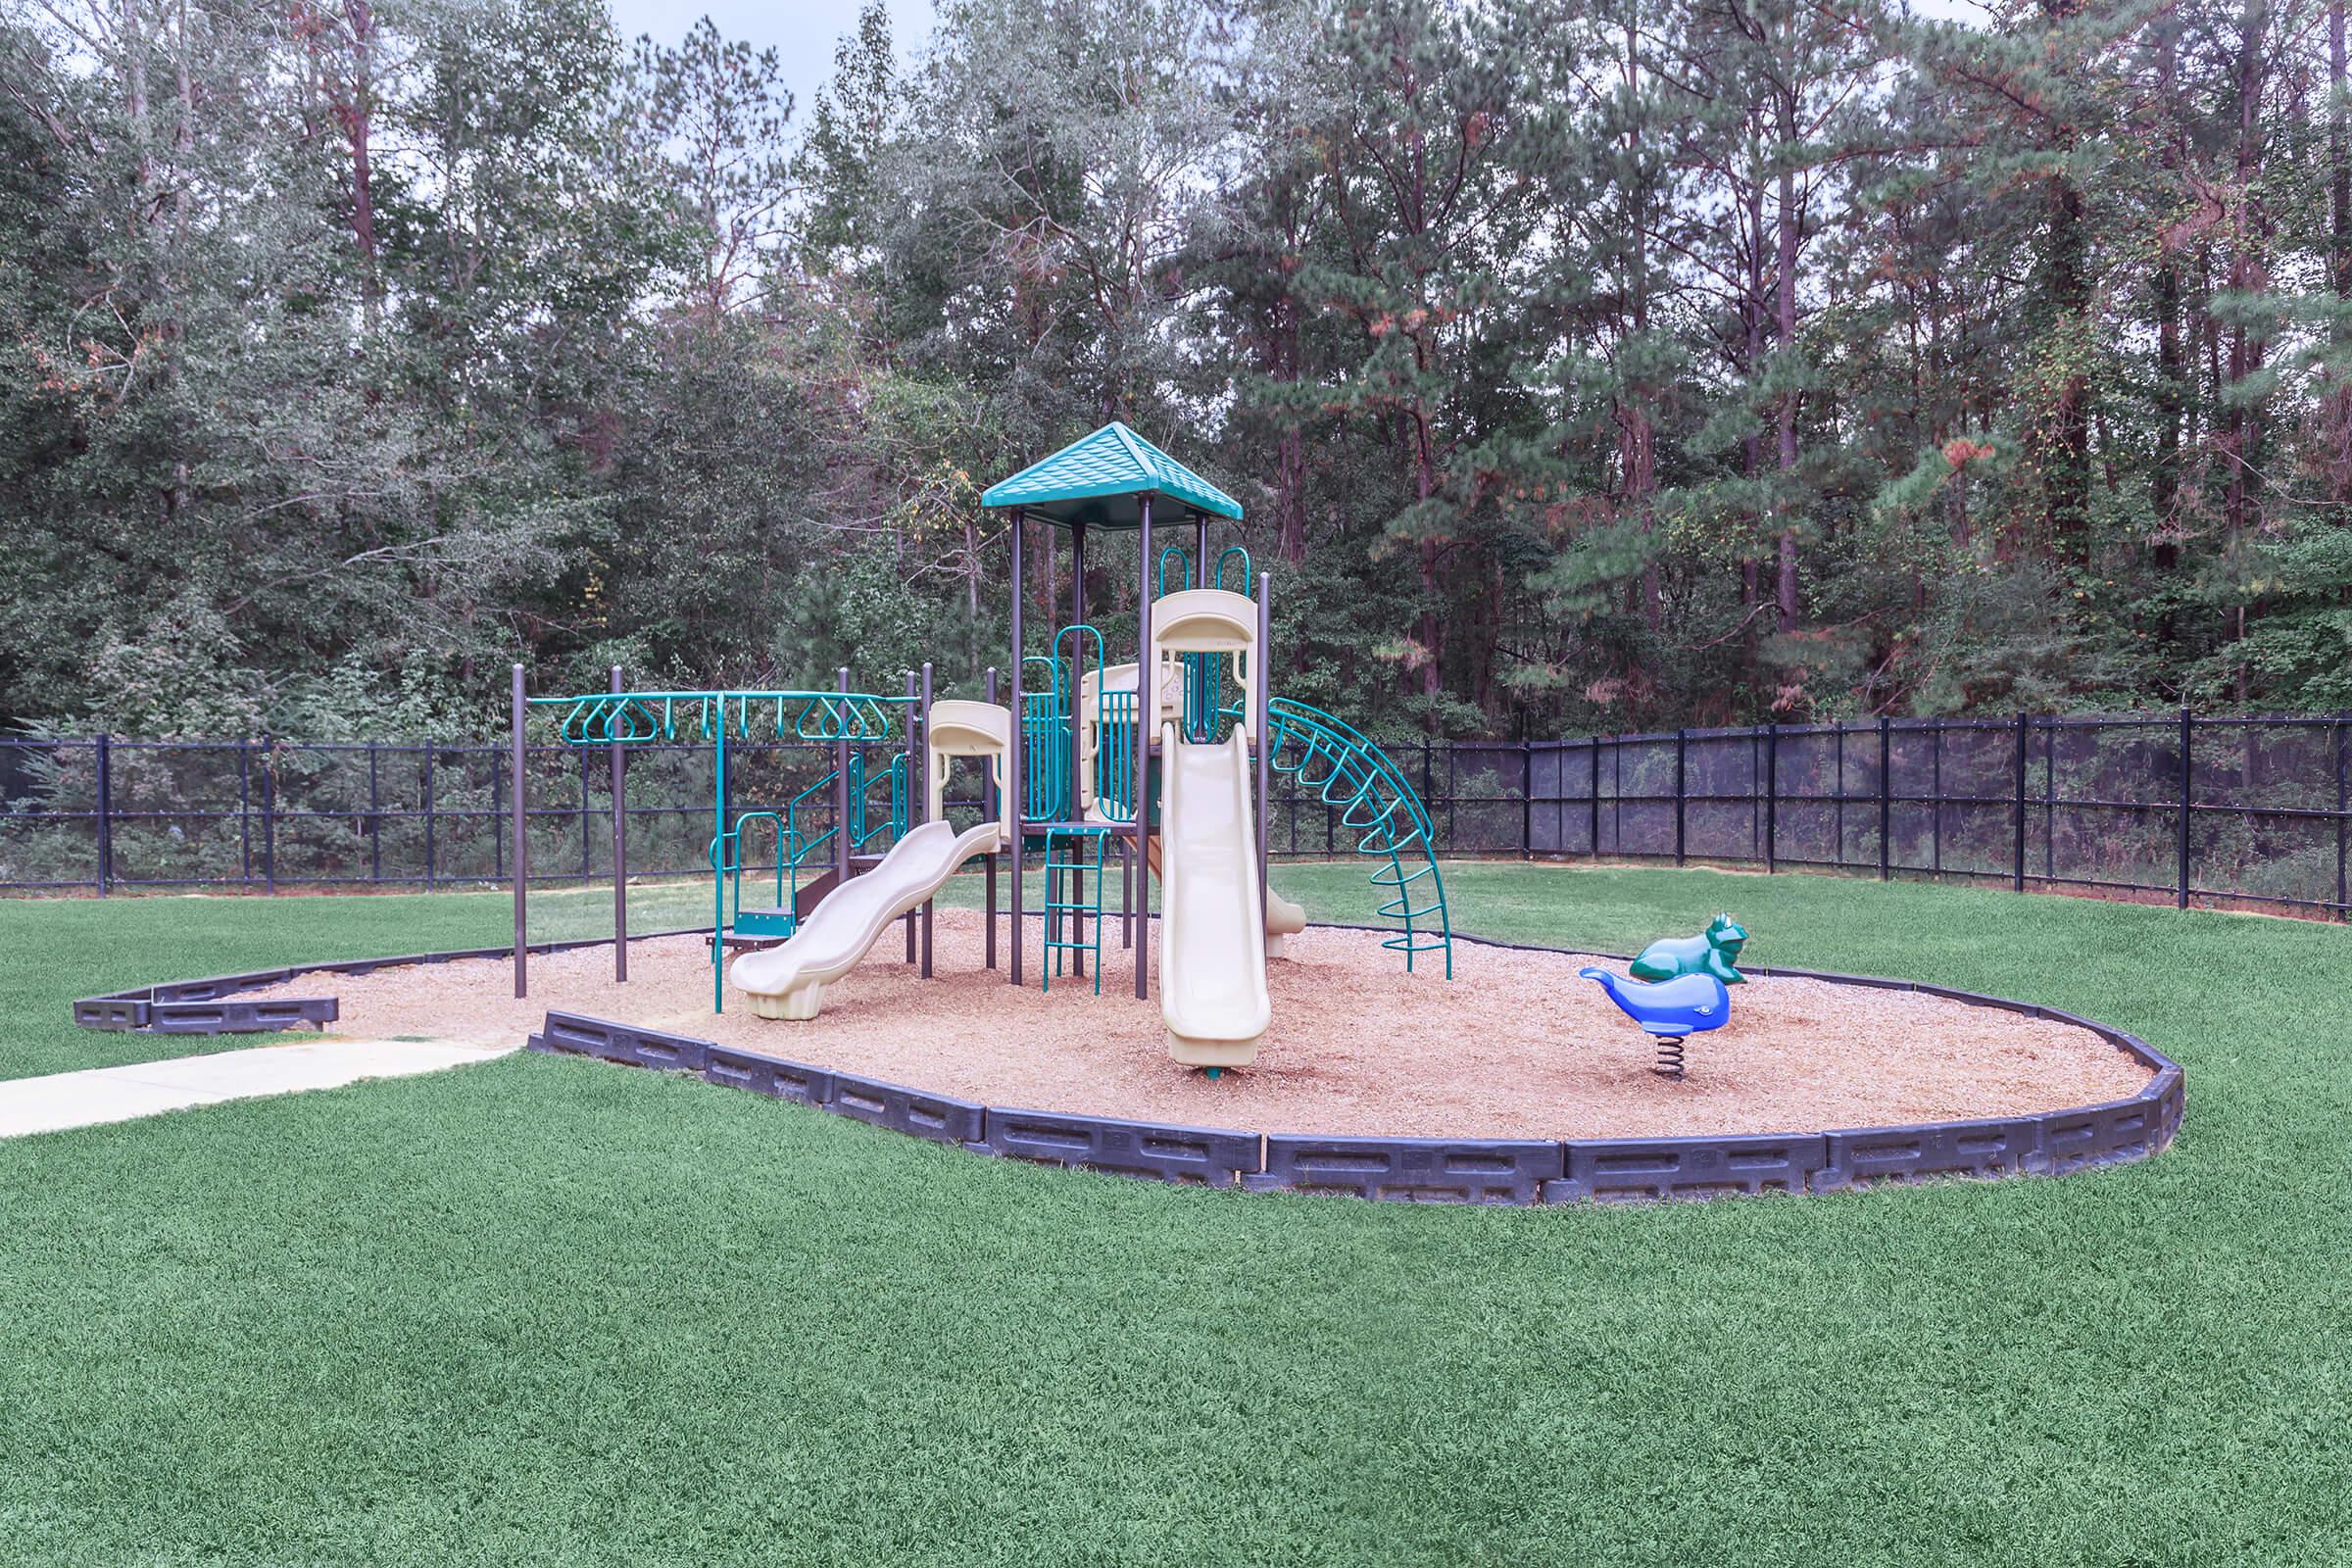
[{"left": 1, "top": 863, "right": 2347, "bottom": 1564}]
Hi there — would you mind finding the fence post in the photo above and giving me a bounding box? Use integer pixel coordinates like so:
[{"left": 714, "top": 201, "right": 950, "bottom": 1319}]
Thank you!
[
  {"left": 1673, "top": 728, "right": 1687, "bottom": 867},
  {"left": 423, "top": 746, "right": 436, "bottom": 890},
  {"left": 1877, "top": 716, "right": 1890, "bottom": 881},
  {"left": 2012, "top": 711, "right": 2028, "bottom": 892},
  {"left": 1763, "top": 723, "right": 1778, "bottom": 873},
  {"left": 94, "top": 733, "right": 112, "bottom": 896},
  {"left": 1521, "top": 740, "right": 1534, "bottom": 858},
  {"left": 368, "top": 742, "right": 382, "bottom": 883},
  {"left": 1931, "top": 721, "right": 1943, "bottom": 875},
  {"left": 262, "top": 734, "right": 276, "bottom": 895},
  {"left": 2336, "top": 710, "right": 2347, "bottom": 922},
  {"left": 238, "top": 739, "right": 252, "bottom": 884},
  {"left": 2178, "top": 705, "right": 2193, "bottom": 910},
  {"left": 1589, "top": 735, "right": 1601, "bottom": 858}
]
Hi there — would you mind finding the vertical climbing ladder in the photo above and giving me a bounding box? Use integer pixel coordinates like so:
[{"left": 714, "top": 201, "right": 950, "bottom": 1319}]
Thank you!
[{"left": 1042, "top": 825, "right": 1109, "bottom": 994}]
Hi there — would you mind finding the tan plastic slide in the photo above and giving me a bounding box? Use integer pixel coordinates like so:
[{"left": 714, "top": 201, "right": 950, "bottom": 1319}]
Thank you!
[
  {"left": 1136, "top": 834, "right": 1305, "bottom": 956},
  {"left": 729, "top": 817, "right": 1002, "bottom": 1020},
  {"left": 1157, "top": 722, "right": 1272, "bottom": 1067}
]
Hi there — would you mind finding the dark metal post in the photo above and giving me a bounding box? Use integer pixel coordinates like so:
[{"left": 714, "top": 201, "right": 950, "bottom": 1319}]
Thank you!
[
  {"left": 1835, "top": 725, "right": 1847, "bottom": 865},
  {"left": 238, "top": 740, "right": 252, "bottom": 884},
  {"left": 2337, "top": 711, "right": 2348, "bottom": 922},
  {"left": 1589, "top": 735, "right": 1601, "bottom": 857},
  {"left": 94, "top": 733, "right": 112, "bottom": 895},
  {"left": 2013, "top": 710, "right": 2029, "bottom": 893},
  {"left": 920, "top": 662, "right": 935, "bottom": 975},
  {"left": 1135, "top": 495, "right": 1153, "bottom": 1001},
  {"left": 611, "top": 665, "right": 627, "bottom": 982},
  {"left": 1193, "top": 517, "right": 1206, "bottom": 585},
  {"left": 2043, "top": 720, "right": 2056, "bottom": 884},
  {"left": 1522, "top": 741, "right": 1534, "bottom": 858},
  {"left": 1673, "top": 728, "right": 1688, "bottom": 866},
  {"left": 511, "top": 664, "right": 527, "bottom": 999},
  {"left": 1877, "top": 715, "right": 1890, "bottom": 881},
  {"left": 1068, "top": 521, "right": 1087, "bottom": 975},
  {"left": 905, "top": 668, "right": 920, "bottom": 964},
  {"left": 2178, "top": 705, "right": 2193, "bottom": 909},
  {"left": 1763, "top": 723, "right": 1779, "bottom": 872},
  {"left": 1009, "top": 511, "right": 1026, "bottom": 987},
  {"left": 985, "top": 666, "right": 1001, "bottom": 969},
  {"left": 834, "top": 667, "right": 852, "bottom": 890},
  {"left": 368, "top": 742, "right": 382, "bottom": 884},
  {"left": 423, "top": 746, "right": 437, "bottom": 889},
  {"left": 262, "top": 735, "right": 276, "bottom": 895},
  {"left": 1930, "top": 721, "right": 1942, "bottom": 876},
  {"left": 1255, "top": 574, "right": 1272, "bottom": 921}
]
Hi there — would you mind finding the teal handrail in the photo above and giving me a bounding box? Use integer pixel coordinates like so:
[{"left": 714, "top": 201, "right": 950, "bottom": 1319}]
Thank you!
[
  {"left": 1261, "top": 697, "right": 1452, "bottom": 977},
  {"left": 1020, "top": 655, "right": 1069, "bottom": 824}
]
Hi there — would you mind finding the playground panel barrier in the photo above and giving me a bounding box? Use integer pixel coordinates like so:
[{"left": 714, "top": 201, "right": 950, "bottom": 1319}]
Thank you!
[{"left": 7, "top": 709, "right": 2351, "bottom": 920}]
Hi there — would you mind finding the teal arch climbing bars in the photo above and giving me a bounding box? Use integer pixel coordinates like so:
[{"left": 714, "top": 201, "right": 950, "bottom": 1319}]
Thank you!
[{"left": 1263, "top": 697, "right": 1453, "bottom": 977}]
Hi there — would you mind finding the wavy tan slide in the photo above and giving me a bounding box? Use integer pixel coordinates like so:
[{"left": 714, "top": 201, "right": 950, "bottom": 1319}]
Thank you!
[
  {"left": 1157, "top": 722, "right": 1272, "bottom": 1067},
  {"left": 730, "top": 817, "right": 1002, "bottom": 1020}
]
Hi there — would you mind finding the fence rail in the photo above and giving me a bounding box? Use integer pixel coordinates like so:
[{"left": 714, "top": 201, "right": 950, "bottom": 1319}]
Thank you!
[{"left": 4, "top": 710, "right": 2346, "bottom": 920}]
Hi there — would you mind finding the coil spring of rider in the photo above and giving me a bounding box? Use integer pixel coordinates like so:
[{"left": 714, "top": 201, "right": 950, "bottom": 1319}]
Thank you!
[{"left": 1652, "top": 1036, "right": 1688, "bottom": 1081}]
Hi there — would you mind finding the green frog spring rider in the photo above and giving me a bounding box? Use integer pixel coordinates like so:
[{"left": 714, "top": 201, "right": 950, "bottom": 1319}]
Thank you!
[{"left": 1630, "top": 912, "right": 1748, "bottom": 986}]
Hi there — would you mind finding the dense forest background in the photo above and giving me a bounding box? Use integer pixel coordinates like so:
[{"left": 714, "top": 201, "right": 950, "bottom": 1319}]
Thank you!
[{"left": 5, "top": 0, "right": 2351, "bottom": 742}]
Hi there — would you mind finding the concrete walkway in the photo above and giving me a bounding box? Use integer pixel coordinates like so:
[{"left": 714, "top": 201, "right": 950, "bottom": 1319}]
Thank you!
[{"left": 0, "top": 1039, "right": 516, "bottom": 1140}]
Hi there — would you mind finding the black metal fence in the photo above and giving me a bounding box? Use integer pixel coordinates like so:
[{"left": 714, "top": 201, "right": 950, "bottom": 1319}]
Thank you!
[{"left": 7, "top": 711, "right": 2348, "bottom": 919}]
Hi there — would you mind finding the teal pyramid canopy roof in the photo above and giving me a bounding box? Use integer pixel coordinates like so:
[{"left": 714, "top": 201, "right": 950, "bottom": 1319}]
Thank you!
[{"left": 980, "top": 421, "right": 1243, "bottom": 529}]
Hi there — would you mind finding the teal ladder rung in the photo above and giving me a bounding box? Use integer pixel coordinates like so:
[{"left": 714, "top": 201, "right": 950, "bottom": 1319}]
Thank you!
[{"left": 1040, "top": 825, "right": 1109, "bottom": 995}]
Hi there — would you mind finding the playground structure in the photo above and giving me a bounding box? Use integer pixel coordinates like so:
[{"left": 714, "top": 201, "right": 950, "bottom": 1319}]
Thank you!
[
  {"left": 67, "top": 425, "right": 2188, "bottom": 1201},
  {"left": 507, "top": 422, "right": 1451, "bottom": 1070}
]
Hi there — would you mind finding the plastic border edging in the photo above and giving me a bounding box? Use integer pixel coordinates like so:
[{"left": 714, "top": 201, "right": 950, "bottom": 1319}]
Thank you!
[{"left": 89, "top": 925, "right": 2185, "bottom": 1205}]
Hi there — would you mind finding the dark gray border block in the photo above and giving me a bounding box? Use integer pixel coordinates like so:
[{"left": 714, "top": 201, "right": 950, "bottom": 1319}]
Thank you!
[
  {"left": 73, "top": 996, "right": 152, "bottom": 1030},
  {"left": 825, "top": 1069, "right": 985, "bottom": 1145},
  {"left": 148, "top": 997, "right": 337, "bottom": 1034},
  {"left": 705, "top": 1045, "right": 835, "bottom": 1104},
  {"left": 2039, "top": 1094, "right": 2163, "bottom": 1174},
  {"left": 541, "top": 1010, "right": 710, "bottom": 1073},
  {"left": 982, "top": 1107, "right": 1260, "bottom": 1187},
  {"left": 1816, "top": 1116, "right": 2048, "bottom": 1190},
  {"left": 1549, "top": 1133, "right": 1829, "bottom": 1202},
  {"left": 88, "top": 925, "right": 2187, "bottom": 1206},
  {"left": 1247, "top": 1136, "right": 1562, "bottom": 1203},
  {"left": 151, "top": 970, "right": 296, "bottom": 1004}
]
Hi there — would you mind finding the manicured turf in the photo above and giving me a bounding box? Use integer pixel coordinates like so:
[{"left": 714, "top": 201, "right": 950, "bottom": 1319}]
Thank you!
[{"left": 1, "top": 864, "right": 2346, "bottom": 1564}]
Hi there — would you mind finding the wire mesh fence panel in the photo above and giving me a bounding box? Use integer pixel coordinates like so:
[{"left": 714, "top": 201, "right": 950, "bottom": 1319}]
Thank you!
[
  {"left": 1597, "top": 734, "right": 1678, "bottom": 858},
  {"left": 5, "top": 712, "right": 2350, "bottom": 922},
  {"left": 2039, "top": 716, "right": 2180, "bottom": 899},
  {"left": 2189, "top": 717, "right": 2347, "bottom": 913},
  {"left": 1683, "top": 728, "right": 1762, "bottom": 863},
  {"left": 1445, "top": 743, "right": 1526, "bottom": 855},
  {"left": 0, "top": 738, "right": 103, "bottom": 889},
  {"left": 1527, "top": 740, "right": 1599, "bottom": 856}
]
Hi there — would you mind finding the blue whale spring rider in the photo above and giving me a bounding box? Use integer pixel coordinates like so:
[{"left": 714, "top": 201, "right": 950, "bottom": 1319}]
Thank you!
[{"left": 1579, "top": 966, "right": 1731, "bottom": 1080}]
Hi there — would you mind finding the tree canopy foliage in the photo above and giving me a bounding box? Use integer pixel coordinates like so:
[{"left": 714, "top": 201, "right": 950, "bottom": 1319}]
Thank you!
[{"left": 5, "top": 0, "right": 2350, "bottom": 739}]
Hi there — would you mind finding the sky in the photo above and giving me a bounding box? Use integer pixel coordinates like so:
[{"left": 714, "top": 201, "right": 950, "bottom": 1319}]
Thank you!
[
  {"left": 604, "top": 0, "right": 1995, "bottom": 133},
  {"left": 605, "top": 0, "right": 939, "bottom": 122}
]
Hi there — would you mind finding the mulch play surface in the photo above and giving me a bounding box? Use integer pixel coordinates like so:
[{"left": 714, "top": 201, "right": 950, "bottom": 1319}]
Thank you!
[{"left": 242, "top": 909, "right": 2152, "bottom": 1139}]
